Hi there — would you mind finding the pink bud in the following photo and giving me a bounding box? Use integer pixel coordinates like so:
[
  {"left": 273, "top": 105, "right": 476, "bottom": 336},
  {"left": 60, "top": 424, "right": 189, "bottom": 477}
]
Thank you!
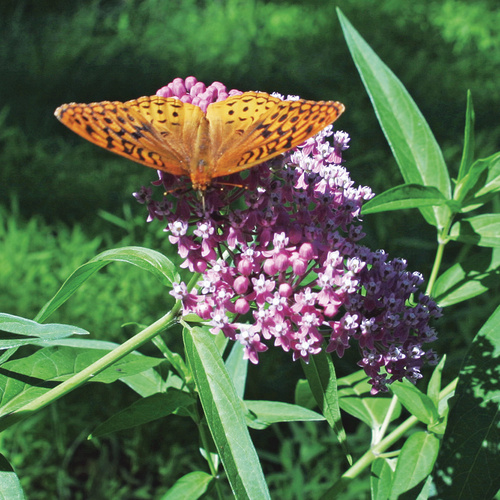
[
  {"left": 235, "top": 298, "right": 250, "bottom": 314},
  {"left": 156, "top": 86, "right": 173, "bottom": 97},
  {"left": 275, "top": 253, "right": 290, "bottom": 272},
  {"left": 193, "top": 259, "right": 207, "bottom": 273},
  {"left": 170, "top": 78, "right": 186, "bottom": 97},
  {"left": 233, "top": 276, "right": 249, "bottom": 294},
  {"left": 185, "top": 76, "right": 199, "bottom": 92},
  {"left": 279, "top": 283, "right": 293, "bottom": 297},
  {"left": 263, "top": 258, "right": 277, "bottom": 275},
  {"left": 299, "top": 242, "right": 314, "bottom": 259},
  {"left": 237, "top": 258, "right": 254, "bottom": 276},
  {"left": 190, "top": 81, "right": 207, "bottom": 97},
  {"left": 292, "top": 258, "right": 307, "bottom": 275}
]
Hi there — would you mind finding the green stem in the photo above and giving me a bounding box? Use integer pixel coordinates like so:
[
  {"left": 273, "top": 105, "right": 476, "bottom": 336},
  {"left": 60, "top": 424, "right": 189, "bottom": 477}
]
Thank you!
[
  {"left": 0, "top": 301, "right": 182, "bottom": 432},
  {"left": 426, "top": 214, "right": 455, "bottom": 296},
  {"left": 195, "top": 412, "right": 225, "bottom": 499},
  {"left": 321, "top": 378, "right": 458, "bottom": 498},
  {"left": 374, "top": 394, "right": 399, "bottom": 445},
  {"left": 426, "top": 241, "right": 446, "bottom": 296}
]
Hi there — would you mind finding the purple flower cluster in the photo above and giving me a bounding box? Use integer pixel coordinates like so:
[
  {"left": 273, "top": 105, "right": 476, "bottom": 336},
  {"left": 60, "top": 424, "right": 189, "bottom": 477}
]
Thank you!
[{"left": 134, "top": 77, "right": 440, "bottom": 394}]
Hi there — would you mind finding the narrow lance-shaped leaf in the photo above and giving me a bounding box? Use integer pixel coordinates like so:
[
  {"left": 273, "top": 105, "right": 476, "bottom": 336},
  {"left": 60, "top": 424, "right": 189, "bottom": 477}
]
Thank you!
[
  {"left": 362, "top": 184, "right": 447, "bottom": 215},
  {"left": 36, "top": 247, "right": 180, "bottom": 322},
  {"left": 459, "top": 152, "right": 500, "bottom": 211},
  {"left": 183, "top": 326, "right": 270, "bottom": 499},
  {"left": 457, "top": 90, "right": 475, "bottom": 182},
  {"left": 432, "top": 248, "right": 500, "bottom": 307},
  {"left": 338, "top": 8, "right": 451, "bottom": 229},
  {"left": 0, "top": 313, "right": 88, "bottom": 350},
  {"left": 161, "top": 471, "right": 214, "bottom": 500},
  {"left": 449, "top": 214, "right": 500, "bottom": 248},
  {"left": 301, "top": 350, "right": 351, "bottom": 465},
  {"left": 244, "top": 400, "right": 324, "bottom": 430}
]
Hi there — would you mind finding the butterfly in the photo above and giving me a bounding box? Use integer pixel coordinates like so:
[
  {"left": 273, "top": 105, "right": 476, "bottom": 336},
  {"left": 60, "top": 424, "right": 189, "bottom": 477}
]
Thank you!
[{"left": 55, "top": 92, "right": 345, "bottom": 191}]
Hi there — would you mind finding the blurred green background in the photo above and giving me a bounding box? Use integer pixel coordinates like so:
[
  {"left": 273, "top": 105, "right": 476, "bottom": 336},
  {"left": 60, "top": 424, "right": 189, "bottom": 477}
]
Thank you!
[{"left": 1, "top": 0, "right": 499, "bottom": 498}]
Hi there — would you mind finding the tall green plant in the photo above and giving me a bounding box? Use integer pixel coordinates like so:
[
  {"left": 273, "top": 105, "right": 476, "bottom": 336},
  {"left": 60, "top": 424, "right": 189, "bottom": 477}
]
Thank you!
[{"left": 0, "top": 9, "right": 499, "bottom": 500}]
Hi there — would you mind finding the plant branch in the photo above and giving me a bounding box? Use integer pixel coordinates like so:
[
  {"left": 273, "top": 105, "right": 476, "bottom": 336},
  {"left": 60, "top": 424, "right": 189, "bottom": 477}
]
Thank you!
[{"left": 0, "top": 302, "right": 182, "bottom": 432}]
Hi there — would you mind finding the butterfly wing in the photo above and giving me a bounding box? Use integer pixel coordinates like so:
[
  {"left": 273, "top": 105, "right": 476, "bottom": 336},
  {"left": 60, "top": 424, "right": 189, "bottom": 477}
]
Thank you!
[
  {"left": 206, "top": 92, "right": 345, "bottom": 178},
  {"left": 55, "top": 96, "right": 206, "bottom": 176}
]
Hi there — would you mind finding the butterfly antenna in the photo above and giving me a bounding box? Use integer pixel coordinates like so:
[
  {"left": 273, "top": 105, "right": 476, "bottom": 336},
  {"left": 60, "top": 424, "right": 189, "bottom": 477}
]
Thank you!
[{"left": 213, "top": 181, "right": 247, "bottom": 190}]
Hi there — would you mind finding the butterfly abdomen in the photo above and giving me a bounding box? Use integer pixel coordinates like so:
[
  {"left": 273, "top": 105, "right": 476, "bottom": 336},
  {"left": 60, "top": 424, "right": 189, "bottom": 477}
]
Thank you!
[{"left": 188, "top": 115, "right": 213, "bottom": 191}]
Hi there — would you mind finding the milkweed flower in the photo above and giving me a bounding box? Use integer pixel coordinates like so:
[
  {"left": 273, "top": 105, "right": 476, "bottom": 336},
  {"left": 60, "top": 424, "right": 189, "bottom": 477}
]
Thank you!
[{"left": 133, "top": 77, "right": 441, "bottom": 394}]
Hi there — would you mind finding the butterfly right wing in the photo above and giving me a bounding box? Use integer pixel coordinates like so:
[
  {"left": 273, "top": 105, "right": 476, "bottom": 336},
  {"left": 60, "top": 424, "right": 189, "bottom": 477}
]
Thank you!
[
  {"left": 55, "top": 96, "right": 206, "bottom": 176},
  {"left": 206, "top": 92, "right": 344, "bottom": 178}
]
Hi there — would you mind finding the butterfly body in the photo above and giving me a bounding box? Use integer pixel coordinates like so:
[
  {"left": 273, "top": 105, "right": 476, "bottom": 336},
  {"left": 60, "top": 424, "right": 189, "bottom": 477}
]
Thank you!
[{"left": 55, "top": 91, "right": 345, "bottom": 191}]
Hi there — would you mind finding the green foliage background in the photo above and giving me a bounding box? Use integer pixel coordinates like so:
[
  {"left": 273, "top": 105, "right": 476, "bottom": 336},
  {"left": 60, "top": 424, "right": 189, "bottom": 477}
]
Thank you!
[{"left": 0, "top": 0, "right": 499, "bottom": 498}]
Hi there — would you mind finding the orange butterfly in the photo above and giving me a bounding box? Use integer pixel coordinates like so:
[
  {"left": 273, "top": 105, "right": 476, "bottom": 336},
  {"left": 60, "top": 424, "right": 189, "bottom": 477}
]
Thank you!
[{"left": 55, "top": 92, "right": 345, "bottom": 191}]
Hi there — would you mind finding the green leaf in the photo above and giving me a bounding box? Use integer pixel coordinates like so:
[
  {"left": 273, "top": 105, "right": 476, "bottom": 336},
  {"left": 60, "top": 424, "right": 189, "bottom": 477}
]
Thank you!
[
  {"left": 433, "top": 248, "right": 500, "bottom": 306},
  {"left": 0, "top": 314, "right": 88, "bottom": 349},
  {"left": 0, "top": 454, "right": 25, "bottom": 500},
  {"left": 17, "top": 346, "right": 163, "bottom": 384},
  {"left": 119, "top": 363, "right": 170, "bottom": 398},
  {"left": 427, "top": 355, "right": 446, "bottom": 408},
  {"left": 457, "top": 90, "right": 475, "bottom": 182},
  {"left": 456, "top": 152, "right": 500, "bottom": 211},
  {"left": 338, "top": 370, "right": 401, "bottom": 428},
  {"left": 415, "top": 476, "right": 434, "bottom": 500},
  {"left": 183, "top": 326, "right": 270, "bottom": 499},
  {"left": 390, "top": 380, "right": 439, "bottom": 425},
  {"left": 371, "top": 458, "right": 395, "bottom": 500},
  {"left": 151, "top": 335, "right": 191, "bottom": 383},
  {"left": 90, "top": 389, "right": 195, "bottom": 437},
  {"left": 449, "top": 214, "right": 500, "bottom": 247},
  {"left": 225, "top": 341, "right": 248, "bottom": 400},
  {"left": 16, "top": 337, "right": 171, "bottom": 398},
  {"left": 435, "top": 305, "right": 500, "bottom": 499},
  {"left": 294, "top": 378, "right": 317, "bottom": 410},
  {"left": 301, "top": 350, "right": 351, "bottom": 463},
  {"left": 474, "top": 151, "right": 500, "bottom": 198},
  {"left": 35, "top": 247, "right": 180, "bottom": 322},
  {"left": 338, "top": 8, "right": 451, "bottom": 229},
  {"left": 389, "top": 431, "right": 440, "bottom": 500},
  {"left": 160, "top": 471, "right": 214, "bottom": 500},
  {"left": 245, "top": 400, "right": 324, "bottom": 430},
  {"left": 0, "top": 346, "right": 164, "bottom": 415},
  {"left": 455, "top": 157, "right": 490, "bottom": 205},
  {"left": 362, "top": 184, "right": 447, "bottom": 215},
  {"left": 0, "top": 373, "right": 50, "bottom": 420}
]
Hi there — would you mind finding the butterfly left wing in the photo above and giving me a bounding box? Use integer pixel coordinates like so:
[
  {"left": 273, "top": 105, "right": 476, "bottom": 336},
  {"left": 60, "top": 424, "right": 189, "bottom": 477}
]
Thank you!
[
  {"left": 55, "top": 96, "right": 206, "bottom": 176},
  {"left": 206, "top": 92, "right": 345, "bottom": 178}
]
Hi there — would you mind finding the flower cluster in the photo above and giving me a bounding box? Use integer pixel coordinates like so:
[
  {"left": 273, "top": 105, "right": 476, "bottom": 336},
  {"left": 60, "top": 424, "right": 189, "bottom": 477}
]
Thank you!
[{"left": 133, "top": 76, "right": 440, "bottom": 394}]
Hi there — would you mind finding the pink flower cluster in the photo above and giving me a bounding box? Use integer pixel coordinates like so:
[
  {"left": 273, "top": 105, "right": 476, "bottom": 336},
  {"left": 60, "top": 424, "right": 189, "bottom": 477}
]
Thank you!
[
  {"left": 133, "top": 77, "right": 440, "bottom": 394},
  {"left": 156, "top": 76, "right": 242, "bottom": 112}
]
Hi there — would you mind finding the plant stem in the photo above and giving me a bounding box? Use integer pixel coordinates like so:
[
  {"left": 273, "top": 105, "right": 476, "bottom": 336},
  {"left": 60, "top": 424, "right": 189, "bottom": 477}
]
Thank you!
[
  {"left": 196, "top": 413, "right": 226, "bottom": 499},
  {"left": 426, "top": 241, "right": 446, "bottom": 296},
  {"left": 0, "top": 302, "right": 182, "bottom": 432},
  {"left": 321, "top": 378, "right": 458, "bottom": 498},
  {"left": 426, "top": 214, "right": 455, "bottom": 296}
]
